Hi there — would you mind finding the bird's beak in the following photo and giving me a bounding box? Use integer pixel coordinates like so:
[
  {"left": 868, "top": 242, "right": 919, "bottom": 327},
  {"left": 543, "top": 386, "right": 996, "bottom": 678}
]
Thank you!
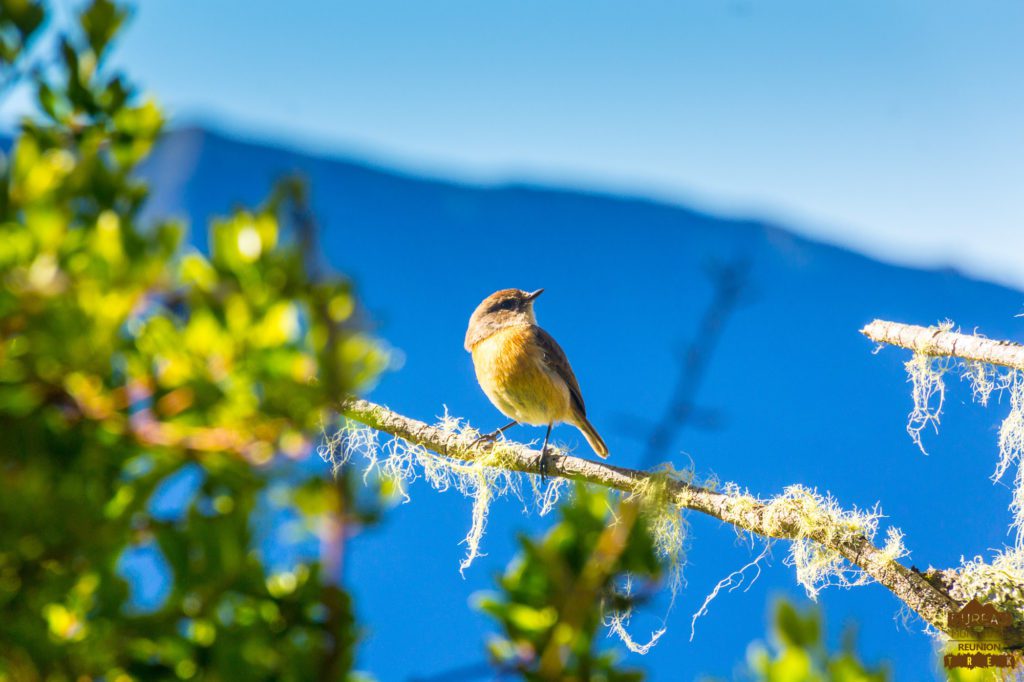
[{"left": 526, "top": 288, "right": 544, "bottom": 301}]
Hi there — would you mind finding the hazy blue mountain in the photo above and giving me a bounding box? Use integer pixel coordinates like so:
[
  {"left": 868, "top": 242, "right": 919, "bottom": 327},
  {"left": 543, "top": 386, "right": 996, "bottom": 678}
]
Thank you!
[{"left": 138, "top": 126, "right": 1022, "bottom": 680}]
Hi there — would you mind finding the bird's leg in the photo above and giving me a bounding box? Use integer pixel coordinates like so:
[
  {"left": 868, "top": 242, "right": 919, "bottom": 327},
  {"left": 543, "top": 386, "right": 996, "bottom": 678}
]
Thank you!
[
  {"left": 538, "top": 422, "right": 553, "bottom": 483},
  {"left": 471, "top": 420, "right": 518, "bottom": 446}
]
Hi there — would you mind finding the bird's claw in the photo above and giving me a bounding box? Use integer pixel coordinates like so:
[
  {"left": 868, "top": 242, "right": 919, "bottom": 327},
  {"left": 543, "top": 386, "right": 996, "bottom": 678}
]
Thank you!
[
  {"left": 471, "top": 431, "right": 499, "bottom": 447},
  {"left": 538, "top": 446, "right": 550, "bottom": 484}
]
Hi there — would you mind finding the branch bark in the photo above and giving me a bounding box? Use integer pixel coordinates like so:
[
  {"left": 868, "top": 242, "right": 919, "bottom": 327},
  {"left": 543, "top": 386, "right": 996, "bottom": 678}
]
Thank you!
[
  {"left": 339, "top": 397, "right": 986, "bottom": 644},
  {"left": 861, "top": 319, "right": 1024, "bottom": 371}
]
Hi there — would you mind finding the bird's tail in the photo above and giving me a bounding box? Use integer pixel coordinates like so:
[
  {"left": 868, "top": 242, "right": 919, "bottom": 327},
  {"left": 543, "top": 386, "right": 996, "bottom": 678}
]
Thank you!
[{"left": 573, "top": 415, "right": 609, "bottom": 458}]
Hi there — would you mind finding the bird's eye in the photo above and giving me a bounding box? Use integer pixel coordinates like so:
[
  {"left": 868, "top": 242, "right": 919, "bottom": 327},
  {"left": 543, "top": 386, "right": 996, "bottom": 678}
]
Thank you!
[{"left": 489, "top": 298, "right": 517, "bottom": 313}]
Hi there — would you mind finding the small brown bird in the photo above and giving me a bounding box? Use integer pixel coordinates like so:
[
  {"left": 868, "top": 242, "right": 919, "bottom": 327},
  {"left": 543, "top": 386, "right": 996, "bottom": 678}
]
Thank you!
[{"left": 465, "top": 288, "right": 608, "bottom": 477}]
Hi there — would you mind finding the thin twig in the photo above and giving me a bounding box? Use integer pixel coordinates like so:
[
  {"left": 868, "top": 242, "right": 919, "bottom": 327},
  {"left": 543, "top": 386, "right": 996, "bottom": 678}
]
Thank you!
[
  {"left": 633, "top": 257, "right": 751, "bottom": 466},
  {"left": 862, "top": 320, "right": 1024, "bottom": 371}
]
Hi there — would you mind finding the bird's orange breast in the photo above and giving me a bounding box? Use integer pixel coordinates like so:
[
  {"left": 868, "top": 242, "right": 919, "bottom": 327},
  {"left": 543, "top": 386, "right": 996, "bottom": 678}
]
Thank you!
[{"left": 470, "top": 326, "right": 570, "bottom": 425}]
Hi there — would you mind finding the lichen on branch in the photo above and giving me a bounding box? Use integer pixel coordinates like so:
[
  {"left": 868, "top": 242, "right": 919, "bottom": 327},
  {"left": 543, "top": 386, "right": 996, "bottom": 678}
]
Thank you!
[
  {"left": 318, "top": 408, "right": 566, "bottom": 575},
  {"left": 863, "top": 319, "right": 1024, "bottom": 548},
  {"left": 335, "top": 398, "right": 979, "bottom": 646},
  {"left": 862, "top": 319, "right": 1024, "bottom": 372}
]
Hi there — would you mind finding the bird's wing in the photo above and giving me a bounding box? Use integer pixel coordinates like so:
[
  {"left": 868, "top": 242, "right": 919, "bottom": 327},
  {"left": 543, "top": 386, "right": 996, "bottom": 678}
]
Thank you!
[{"left": 531, "top": 326, "right": 587, "bottom": 417}]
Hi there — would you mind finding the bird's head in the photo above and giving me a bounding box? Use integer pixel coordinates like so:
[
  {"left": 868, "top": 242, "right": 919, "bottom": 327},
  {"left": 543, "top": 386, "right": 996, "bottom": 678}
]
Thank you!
[{"left": 464, "top": 288, "right": 544, "bottom": 351}]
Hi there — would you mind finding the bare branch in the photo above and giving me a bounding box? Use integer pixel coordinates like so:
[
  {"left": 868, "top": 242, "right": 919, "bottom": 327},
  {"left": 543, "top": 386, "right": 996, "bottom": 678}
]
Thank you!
[
  {"left": 339, "top": 398, "right": 992, "bottom": 645},
  {"left": 636, "top": 257, "right": 751, "bottom": 467},
  {"left": 862, "top": 319, "right": 1024, "bottom": 371}
]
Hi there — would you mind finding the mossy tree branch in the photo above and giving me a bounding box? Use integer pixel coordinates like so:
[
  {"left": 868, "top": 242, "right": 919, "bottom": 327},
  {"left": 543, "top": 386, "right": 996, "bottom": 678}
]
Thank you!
[
  {"left": 338, "top": 398, "right": 998, "bottom": 645},
  {"left": 862, "top": 319, "right": 1024, "bottom": 371}
]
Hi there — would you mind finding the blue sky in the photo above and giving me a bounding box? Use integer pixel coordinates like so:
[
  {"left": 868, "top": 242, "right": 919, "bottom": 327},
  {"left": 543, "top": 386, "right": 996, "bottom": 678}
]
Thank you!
[
  {"left": 4, "top": 4, "right": 1024, "bottom": 677},
  {"left": 3, "top": 0, "right": 1023, "bottom": 288}
]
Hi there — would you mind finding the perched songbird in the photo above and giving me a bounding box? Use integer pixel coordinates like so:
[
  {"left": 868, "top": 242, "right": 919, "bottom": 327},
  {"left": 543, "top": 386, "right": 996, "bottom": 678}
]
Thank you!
[{"left": 465, "top": 288, "right": 608, "bottom": 477}]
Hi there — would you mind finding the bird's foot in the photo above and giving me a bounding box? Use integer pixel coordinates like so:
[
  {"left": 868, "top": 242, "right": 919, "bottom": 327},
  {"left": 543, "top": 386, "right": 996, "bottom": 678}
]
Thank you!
[
  {"left": 538, "top": 446, "right": 550, "bottom": 484},
  {"left": 471, "top": 430, "right": 500, "bottom": 447}
]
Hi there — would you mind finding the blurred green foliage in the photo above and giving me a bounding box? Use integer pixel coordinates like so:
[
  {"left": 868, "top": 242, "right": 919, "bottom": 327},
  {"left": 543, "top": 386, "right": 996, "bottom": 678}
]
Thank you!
[
  {"left": 744, "top": 601, "right": 889, "bottom": 682},
  {"left": 476, "top": 484, "right": 662, "bottom": 681},
  {"left": 0, "top": 1, "right": 385, "bottom": 679},
  {"left": 0, "top": 3, "right": 920, "bottom": 682},
  {"left": 475, "top": 484, "right": 892, "bottom": 682}
]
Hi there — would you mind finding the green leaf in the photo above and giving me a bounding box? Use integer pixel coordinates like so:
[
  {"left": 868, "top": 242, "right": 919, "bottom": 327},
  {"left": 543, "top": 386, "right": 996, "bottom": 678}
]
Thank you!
[{"left": 79, "top": 0, "right": 128, "bottom": 58}]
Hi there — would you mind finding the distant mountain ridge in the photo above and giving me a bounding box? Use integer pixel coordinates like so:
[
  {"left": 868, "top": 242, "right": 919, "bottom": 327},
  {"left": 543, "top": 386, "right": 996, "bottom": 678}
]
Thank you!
[{"left": 141, "top": 125, "right": 1008, "bottom": 289}]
